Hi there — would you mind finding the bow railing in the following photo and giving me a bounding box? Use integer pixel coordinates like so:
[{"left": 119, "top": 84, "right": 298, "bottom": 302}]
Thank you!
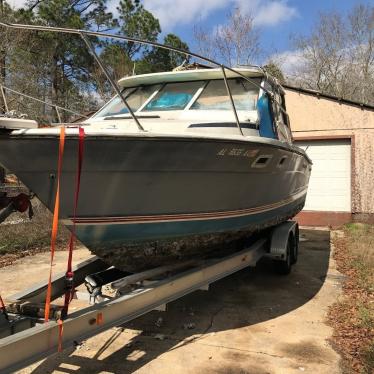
[
  {"left": 0, "top": 84, "right": 87, "bottom": 123},
  {"left": 0, "top": 21, "right": 286, "bottom": 135}
]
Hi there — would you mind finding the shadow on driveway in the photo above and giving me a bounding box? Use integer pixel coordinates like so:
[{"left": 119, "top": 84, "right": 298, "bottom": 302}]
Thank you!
[{"left": 29, "top": 229, "right": 331, "bottom": 374}]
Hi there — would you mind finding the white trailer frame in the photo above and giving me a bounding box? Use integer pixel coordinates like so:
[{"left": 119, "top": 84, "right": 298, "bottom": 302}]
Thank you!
[{"left": 0, "top": 220, "right": 298, "bottom": 373}]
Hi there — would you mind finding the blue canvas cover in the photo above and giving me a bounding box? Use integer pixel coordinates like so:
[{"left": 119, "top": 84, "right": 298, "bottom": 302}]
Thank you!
[{"left": 258, "top": 94, "right": 277, "bottom": 139}]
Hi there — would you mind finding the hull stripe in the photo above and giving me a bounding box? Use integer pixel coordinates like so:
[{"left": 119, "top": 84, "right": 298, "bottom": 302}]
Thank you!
[{"left": 62, "top": 188, "right": 307, "bottom": 226}]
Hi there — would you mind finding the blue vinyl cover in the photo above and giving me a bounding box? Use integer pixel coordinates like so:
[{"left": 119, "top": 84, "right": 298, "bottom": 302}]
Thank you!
[{"left": 258, "top": 94, "right": 277, "bottom": 139}]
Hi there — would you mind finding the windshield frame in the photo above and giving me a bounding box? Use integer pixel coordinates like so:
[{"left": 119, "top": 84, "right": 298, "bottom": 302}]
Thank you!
[{"left": 91, "top": 78, "right": 262, "bottom": 120}]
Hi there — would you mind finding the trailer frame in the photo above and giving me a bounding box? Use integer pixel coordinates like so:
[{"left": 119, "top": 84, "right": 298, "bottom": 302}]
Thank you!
[{"left": 0, "top": 220, "right": 298, "bottom": 373}]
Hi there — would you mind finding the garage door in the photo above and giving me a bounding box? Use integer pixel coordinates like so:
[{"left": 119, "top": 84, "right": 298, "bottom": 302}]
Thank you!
[{"left": 294, "top": 139, "right": 351, "bottom": 212}]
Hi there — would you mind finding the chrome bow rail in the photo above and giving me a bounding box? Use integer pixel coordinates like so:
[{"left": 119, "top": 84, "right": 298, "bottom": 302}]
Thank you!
[
  {"left": 0, "top": 84, "right": 87, "bottom": 123},
  {"left": 0, "top": 22, "right": 284, "bottom": 135}
]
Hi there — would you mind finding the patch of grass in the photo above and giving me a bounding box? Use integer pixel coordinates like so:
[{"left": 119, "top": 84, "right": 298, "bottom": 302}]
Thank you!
[
  {"left": 344, "top": 222, "right": 372, "bottom": 235},
  {"left": 357, "top": 304, "right": 374, "bottom": 329},
  {"left": 362, "top": 342, "right": 374, "bottom": 374},
  {"left": 328, "top": 223, "right": 374, "bottom": 373},
  {"left": 0, "top": 198, "right": 70, "bottom": 258},
  {"left": 346, "top": 224, "right": 374, "bottom": 294}
]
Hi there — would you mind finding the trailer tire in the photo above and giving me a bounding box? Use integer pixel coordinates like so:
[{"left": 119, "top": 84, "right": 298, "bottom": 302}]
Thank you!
[
  {"left": 0, "top": 167, "right": 4, "bottom": 184},
  {"left": 274, "top": 234, "right": 292, "bottom": 275},
  {"left": 291, "top": 226, "right": 299, "bottom": 265}
]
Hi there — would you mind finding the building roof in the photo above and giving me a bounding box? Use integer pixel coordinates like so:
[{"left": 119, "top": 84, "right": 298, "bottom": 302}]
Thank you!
[{"left": 283, "top": 84, "right": 374, "bottom": 112}]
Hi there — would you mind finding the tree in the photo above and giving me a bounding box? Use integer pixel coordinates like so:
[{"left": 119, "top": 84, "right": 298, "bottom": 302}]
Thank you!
[
  {"left": 263, "top": 62, "right": 285, "bottom": 84},
  {"left": 0, "top": 0, "right": 190, "bottom": 120},
  {"left": 1, "top": 0, "right": 119, "bottom": 120},
  {"left": 117, "top": 0, "right": 160, "bottom": 59},
  {"left": 94, "top": 0, "right": 162, "bottom": 97},
  {"left": 32, "top": 0, "right": 118, "bottom": 119},
  {"left": 94, "top": 43, "right": 134, "bottom": 100},
  {"left": 194, "top": 7, "right": 261, "bottom": 67},
  {"left": 136, "top": 33, "right": 190, "bottom": 74},
  {"left": 291, "top": 3, "right": 373, "bottom": 105}
]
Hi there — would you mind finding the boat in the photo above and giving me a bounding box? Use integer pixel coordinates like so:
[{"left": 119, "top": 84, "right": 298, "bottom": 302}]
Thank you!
[
  {"left": 0, "top": 84, "right": 88, "bottom": 217},
  {"left": 0, "top": 65, "right": 312, "bottom": 272},
  {"left": 0, "top": 112, "right": 37, "bottom": 180},
  {"left": 0, "top": 111, "right": 38, "bottom": 130}
]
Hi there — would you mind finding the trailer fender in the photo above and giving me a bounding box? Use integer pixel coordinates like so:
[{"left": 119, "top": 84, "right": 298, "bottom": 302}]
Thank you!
[{"left": 268, "top": 220, "right": 299, "bottom": 262}]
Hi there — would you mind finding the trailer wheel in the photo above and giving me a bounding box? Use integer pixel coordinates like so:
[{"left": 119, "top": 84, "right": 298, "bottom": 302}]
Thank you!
[
  {"left": 0, "top": 167, "right": 4, "bottom": 184},
  {"left": 274, "top": 233, "right": 293, "bottom": 275},
  {"left": 291, "top": 225, "right": 299, "bottom": 265}
]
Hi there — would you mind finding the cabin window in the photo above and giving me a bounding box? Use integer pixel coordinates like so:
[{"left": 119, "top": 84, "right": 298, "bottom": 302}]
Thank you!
[
  {"left": 190, "top": 78, "right": 260, "bottom": 111},
  {"left": 93, "top": 84, "right": 161, "bottom": 118},
  {"left": 142, "top": 81, "right": 203, "bottom": 111}
]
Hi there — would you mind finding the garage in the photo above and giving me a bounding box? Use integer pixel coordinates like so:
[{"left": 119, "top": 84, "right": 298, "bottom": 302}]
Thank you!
[
  {"left": 294, "top": 139, "right": 351, "bottom": 212},
  {"left": 284, "top": 84, "right": 374, "bottom": 226}
]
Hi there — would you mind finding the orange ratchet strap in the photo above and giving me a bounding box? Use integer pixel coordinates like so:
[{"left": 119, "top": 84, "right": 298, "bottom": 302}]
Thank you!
[
  {"left": 58, "top": 127, "right": 85, "bottom": 352},
  {"left": 44, "top": 126, "right": 65, "bottom": 322}
]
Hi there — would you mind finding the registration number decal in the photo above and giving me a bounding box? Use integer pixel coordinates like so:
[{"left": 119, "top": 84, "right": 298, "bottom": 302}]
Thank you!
[{"left": 217, "top": 148, "right": 259, "bottom": 158}]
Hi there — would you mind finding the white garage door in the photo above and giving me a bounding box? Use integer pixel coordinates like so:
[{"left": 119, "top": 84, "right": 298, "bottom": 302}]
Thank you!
[{"left": 295, "top": 139, "right": 351, "bottom": 212}]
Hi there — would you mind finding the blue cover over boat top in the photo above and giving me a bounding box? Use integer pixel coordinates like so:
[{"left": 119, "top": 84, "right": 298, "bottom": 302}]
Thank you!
[{"left": 258, "top": 94, "right": 276, "bottom": 139}]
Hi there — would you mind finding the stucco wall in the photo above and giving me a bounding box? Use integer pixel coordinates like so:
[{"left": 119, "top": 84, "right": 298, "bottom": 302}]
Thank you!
[{"left": 285, "top": 89, "right": 374, "bottom": 214}]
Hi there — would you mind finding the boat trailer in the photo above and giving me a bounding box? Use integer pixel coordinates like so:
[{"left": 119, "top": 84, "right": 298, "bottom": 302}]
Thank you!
[{"left": 0, "top": 221, "right": 299, "bottom": 373}]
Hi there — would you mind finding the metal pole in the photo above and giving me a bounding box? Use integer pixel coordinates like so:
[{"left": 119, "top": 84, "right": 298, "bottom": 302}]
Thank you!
[
  {"left": 0, "top": 85, "right": 8, "bottom": 112},
  {"left": 0, "top": 21, "right": 287, "bottom": 114},
  {"left": 221, "top": 66, "right": 243, "bottom": 136},
  {"left": 79, "top": 32, "right": 145, "bottom": 132},
  {"left": 54, "top": 105, "right": 62, "bottom": 123},
  {"left": 0, "top": 84, "right": 86, "bottom": 118},
  {"left": 0, "top": 22, "right": 273, "bottom": 98}
]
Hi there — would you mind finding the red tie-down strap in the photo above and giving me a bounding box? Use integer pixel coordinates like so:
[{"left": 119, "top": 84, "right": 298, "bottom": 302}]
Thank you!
[
  {"left": 43, "top": 126, "right": 85, "bottom": 352},
  {"left": 62, "top": 126, "right": 85, "bottom": 319},
  {"left": 0, "top": 294, "right": 8, "bottom": 320}
]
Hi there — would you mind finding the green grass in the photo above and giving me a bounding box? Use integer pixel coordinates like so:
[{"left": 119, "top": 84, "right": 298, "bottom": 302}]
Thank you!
[
  {"left": 358, "top": 304, "right": 374, "bottom": 329},
  {"left": 0, "top": 199, "right": 69, "bottom": 256},
  {"left": 362, "top": 342, "right": 374, "bottom": 374},
  {"left": 342, "top": 223, "right": 374, "bottom": 372}
]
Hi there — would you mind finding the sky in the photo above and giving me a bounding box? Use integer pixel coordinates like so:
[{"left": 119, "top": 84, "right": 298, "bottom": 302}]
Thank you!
[
  {"left": 8, "top": 0, "right": 372, "bottom": 72},
  {"left": 140, "top": 0, "right": 369, "bottom": 71}
]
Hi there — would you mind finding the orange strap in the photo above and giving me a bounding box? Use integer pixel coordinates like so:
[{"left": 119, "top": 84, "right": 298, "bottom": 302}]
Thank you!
[{"left": 44, "top": 127, "right": 65, "bottom": 322}]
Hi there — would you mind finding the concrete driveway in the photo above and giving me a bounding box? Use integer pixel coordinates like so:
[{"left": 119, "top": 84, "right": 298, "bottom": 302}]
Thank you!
[{"left": 0, "top": 229, "right": 342, "bottom": 373}]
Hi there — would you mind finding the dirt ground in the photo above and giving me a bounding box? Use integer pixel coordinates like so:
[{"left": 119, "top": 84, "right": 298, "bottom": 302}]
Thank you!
[{"left": 0, "top": 228, "right": 344, "bottom": 374}]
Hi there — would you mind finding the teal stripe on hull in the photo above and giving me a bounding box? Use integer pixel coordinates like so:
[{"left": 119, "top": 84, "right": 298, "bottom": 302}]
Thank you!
[{"left": 73, "top": 197, "right": 305, "bottom": 247}]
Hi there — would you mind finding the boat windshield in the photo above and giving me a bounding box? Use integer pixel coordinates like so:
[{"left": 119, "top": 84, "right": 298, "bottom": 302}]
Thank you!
[
  {"left": 92, "top": 77, "right": 261, "bottom": 119},
  {"left": 93, "top": 84, "right": 161, "bottom": 118},
  {"left": 142, "top": 81, "right": 203, "bottom": 111},
  {"left": 190, "top": 78, "right": 260, "bottom": 111}
]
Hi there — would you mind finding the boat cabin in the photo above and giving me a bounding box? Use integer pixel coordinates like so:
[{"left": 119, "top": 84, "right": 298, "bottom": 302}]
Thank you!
[{"left": 88, "top": 68, "right": 292, "bottom": 142}]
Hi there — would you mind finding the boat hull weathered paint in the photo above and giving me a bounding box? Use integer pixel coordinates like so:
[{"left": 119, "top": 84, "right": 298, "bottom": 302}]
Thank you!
[{"left": 0, "top": 132, "right": 311, "bottom": 271}]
